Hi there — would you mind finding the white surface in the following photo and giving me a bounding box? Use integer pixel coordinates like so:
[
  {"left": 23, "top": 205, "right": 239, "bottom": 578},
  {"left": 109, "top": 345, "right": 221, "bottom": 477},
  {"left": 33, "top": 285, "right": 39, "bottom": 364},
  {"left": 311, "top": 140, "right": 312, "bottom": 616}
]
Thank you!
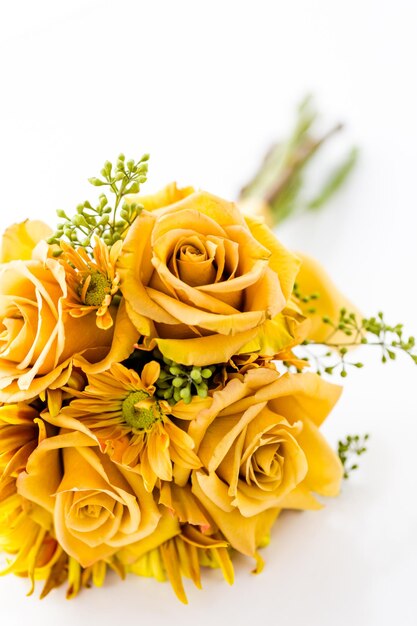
[{"left": 0, "top": 1, "right": 416, "bottom": 625}]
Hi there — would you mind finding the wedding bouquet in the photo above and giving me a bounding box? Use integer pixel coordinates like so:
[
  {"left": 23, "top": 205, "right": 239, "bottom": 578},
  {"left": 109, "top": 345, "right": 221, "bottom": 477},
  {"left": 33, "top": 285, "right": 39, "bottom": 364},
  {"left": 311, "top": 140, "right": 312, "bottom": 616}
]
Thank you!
[{"left": 0, "top": 154, "right": 414, "bottom": 602}]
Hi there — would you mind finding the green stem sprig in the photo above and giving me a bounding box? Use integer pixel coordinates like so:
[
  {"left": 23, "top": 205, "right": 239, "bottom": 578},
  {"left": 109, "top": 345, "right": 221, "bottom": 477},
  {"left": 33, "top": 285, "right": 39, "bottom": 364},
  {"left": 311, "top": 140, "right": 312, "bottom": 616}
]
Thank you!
[
  {"left": 48, "top": 153, "right": 149, "bottom": 253},
  {"left": 294, "top": 309, "right": 417, "bottom": 377},
  {"left": 239, "top": 96, "right": 358, "bottom": 224},
  {"left": 338, "top": 433, "right": 370, "bottom": 479}
]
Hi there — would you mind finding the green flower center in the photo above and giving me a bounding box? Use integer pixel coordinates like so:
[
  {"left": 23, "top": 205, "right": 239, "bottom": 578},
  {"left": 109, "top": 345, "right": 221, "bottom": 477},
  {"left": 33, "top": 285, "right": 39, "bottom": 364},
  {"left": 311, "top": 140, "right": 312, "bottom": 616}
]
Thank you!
[
  {"left": 84, "top": 272, "right": 111, "bottom": 306},
  {"left": 122, "top": 391, "right": 160, "bottom": 431}
]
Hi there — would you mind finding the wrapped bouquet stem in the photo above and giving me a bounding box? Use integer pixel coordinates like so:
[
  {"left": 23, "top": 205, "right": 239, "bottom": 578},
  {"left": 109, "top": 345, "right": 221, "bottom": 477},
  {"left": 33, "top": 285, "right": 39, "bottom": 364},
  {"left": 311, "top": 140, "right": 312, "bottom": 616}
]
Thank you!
[{"left": 239, "top": 96, "right": 358, "bottom": 225}]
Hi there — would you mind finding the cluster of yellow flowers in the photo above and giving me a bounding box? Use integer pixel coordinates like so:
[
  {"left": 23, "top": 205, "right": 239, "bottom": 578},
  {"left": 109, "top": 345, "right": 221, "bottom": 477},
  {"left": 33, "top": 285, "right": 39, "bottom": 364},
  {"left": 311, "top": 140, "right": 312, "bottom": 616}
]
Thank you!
[{"left": 0, "top": 184, "right": 354, "bottom": 602}]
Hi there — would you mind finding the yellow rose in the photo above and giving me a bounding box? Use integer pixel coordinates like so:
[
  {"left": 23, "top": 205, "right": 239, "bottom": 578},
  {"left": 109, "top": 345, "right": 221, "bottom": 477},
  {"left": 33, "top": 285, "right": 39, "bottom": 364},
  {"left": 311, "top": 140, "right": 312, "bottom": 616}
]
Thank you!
[
  {"left": 0, "top": 241, "right": 138, "bottom": 402},
  {"left": 118, "top": 188, "right": 301, "bottom": 366},
  {"left": 0, "top": 220, "right": 52, "bottom": 263},
  {"left": 186, "top": 367, "right": 343, "bottom": 556},
  {"left": 17, "top": 429, "right": 161, "bottom": 567}
]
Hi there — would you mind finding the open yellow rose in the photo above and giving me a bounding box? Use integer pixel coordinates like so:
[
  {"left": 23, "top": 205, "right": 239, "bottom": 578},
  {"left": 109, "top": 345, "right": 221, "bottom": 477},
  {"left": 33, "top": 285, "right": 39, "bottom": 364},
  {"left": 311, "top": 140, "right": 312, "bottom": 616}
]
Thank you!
[
  {"left": 118, "top": 188, "right": 302, "bottom": 366},
  {"left": 186, "top": 367, "right": 343, "bottom": 554},
  {"left": 17, "top": 429, "right": 161, "bottom": 567},
  {"left": 0, "top": 239, "right": 138, "bottom": 402}
]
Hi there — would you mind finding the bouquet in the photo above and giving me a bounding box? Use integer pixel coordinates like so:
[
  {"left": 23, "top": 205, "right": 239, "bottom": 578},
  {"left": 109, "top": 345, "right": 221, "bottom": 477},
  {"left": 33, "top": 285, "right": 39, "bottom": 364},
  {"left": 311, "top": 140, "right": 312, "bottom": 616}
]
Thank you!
[{"left": 0, "top": 152, "right": 415, "bottom": 603}]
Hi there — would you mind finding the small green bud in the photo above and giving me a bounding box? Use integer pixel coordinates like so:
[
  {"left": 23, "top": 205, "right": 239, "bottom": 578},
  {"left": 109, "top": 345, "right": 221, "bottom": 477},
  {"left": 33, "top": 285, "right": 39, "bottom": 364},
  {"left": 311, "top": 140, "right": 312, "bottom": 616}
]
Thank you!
[
  {"left": 127, "top": 182, "right": 140, "bottom": 194},
  {"left": 88, "top": 177, "right": 105, "bottom": 186},
  {"left": 180, "top": 386, "right": 191, "bottom": 400},
  {"left": 72, "top": 214, "right": 87, "bottom": 227},
  {"left": 190, "top": 368, "right": 202, "bottom": 382}
]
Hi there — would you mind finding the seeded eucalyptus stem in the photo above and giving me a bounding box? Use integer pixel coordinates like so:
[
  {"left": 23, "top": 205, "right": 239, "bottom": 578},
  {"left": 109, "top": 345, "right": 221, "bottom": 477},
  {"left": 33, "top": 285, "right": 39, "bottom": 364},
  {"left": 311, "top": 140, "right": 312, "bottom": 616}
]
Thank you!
[
  {"left": 293, "top": 309, "right": 417, "bottom": 377},
  {"left": 48, "top": 153, "right": 149, "bottom": 254},
  {"left": 338, "top": 434, "right": 370, "bottom": 478}
]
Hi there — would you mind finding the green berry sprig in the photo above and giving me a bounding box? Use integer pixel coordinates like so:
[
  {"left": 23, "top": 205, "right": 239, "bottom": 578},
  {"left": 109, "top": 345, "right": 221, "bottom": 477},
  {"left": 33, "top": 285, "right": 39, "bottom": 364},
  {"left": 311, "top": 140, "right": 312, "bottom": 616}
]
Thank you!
[
  {"left": 338, "top": 433, "right": 370, "bottom": 479},
  {"left": 48, "top": 153, "right": 149, "bottom": 253},
  {"left": 155, "top": 354, "right": 218, "bottom": 405},
  {"left": 294, "top": 309, "right": 417, "bottom": 377}
]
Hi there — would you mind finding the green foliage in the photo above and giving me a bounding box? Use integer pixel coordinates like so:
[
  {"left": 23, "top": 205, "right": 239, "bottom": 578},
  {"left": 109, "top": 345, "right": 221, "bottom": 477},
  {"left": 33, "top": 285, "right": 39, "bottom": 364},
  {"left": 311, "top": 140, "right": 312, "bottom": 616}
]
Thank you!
[
  {"left": 48, "top": 153, "right": 149, "bottom": 253},
  {"left": 239, "top": 96, "right": 358, "bottom": 224},
  {"left": 293, "top": 308, "right": 417, "bottom": 377},
  {"left": 154, "top": 351, "right": 218, "bottom": 405},
  {"left": 338, "top": 433, "right": 369, "bottom": 479}
]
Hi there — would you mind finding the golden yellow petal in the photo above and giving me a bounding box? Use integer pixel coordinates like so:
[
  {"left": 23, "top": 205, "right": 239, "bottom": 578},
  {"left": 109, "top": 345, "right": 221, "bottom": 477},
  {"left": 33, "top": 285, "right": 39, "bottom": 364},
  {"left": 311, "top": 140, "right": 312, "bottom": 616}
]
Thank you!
[
  {"left": 154, "top": 326, "right": 259, "bottom": 366},
  {"left": 17, "top": 430, "right": 97, "bottom": 513},
  {"left": 0, "top": 220, "right": 53, "bottom": 262},
  {"left": 245, "top": 215, "right": 301, "bottom": 300},
  {"left": 277, "top": 483, "right": 323, "bottom": 510},
  {"left": 159, "top": 483, "right": 211, "bottom": 529},
  {"left": 125, "top": 182, "right": 194, "bottom": 212},
  {"left": 153, "top": 191, "right": 246, "bottom": 228},
  {"left": 192, "top": 471, "right": 279, "bottom": 558},
  {"left": 295, "top": 416, "right": 344, "bottom": 497},
  {"left": 265, "top": 372, "right": 342, "bottom": 427},
  {"left": 117, "top": 512, "right": 180, "bottom": 564},
  {"left": 118, "top": 212, "right": 182, "bottom": 327},
  {"left": 74, "top": 299, "right": 139, "bottom": 375}
]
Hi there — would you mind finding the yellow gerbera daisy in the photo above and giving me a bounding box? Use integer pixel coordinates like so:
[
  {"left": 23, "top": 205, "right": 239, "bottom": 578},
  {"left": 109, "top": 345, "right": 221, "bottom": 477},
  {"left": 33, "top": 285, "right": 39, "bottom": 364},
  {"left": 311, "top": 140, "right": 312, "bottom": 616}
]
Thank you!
[
  {"left": 0, "top": 403, "right": 62, "bottom": 592},
  {"left": 60, "top": 237, "right": 122, "bottom": 330},
  {"left": 126, "top": 525, "right": 234, "bottom": 604},
  {"left": 62, "top": 361, "right": 201, "bottom": 491}
]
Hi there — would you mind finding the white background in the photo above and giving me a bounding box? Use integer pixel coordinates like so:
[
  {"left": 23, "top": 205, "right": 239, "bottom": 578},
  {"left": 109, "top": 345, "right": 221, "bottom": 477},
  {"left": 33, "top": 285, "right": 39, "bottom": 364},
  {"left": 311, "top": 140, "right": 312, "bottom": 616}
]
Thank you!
[{"left": 0, "top": 1, "right": 416, "bottom": 625}]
